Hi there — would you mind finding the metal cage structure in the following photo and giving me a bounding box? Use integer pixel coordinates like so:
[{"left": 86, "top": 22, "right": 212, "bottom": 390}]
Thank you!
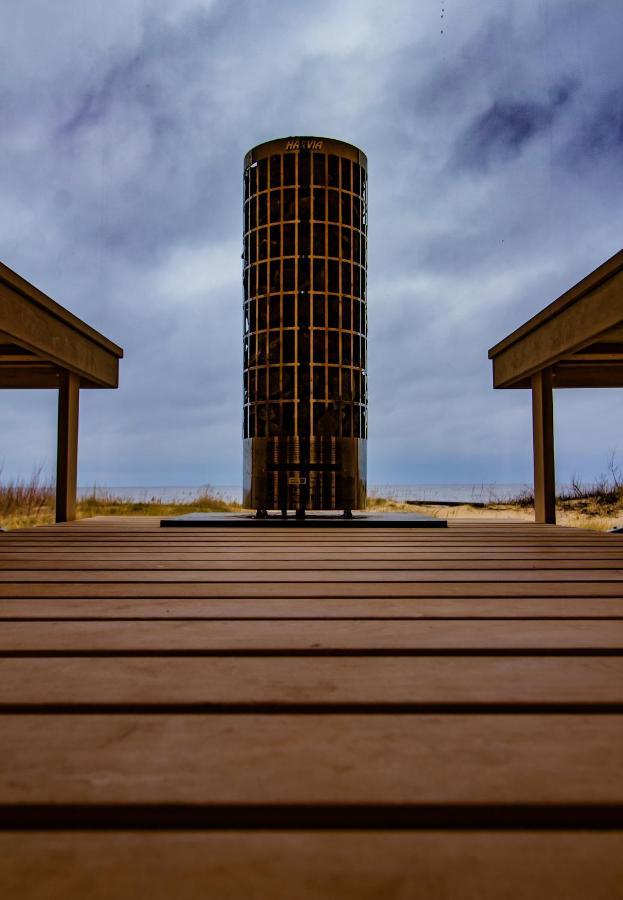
[{"left": 242, "top": 137, "right": 368, "bottom": 515}]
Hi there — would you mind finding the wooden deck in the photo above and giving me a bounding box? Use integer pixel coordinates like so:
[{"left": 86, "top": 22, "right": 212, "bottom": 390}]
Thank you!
[{"left": 0, "top": 516, "right": 622, "bottom": 897}]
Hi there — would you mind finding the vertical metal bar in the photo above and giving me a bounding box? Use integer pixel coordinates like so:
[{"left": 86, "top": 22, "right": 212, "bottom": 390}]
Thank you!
[
  {"left": 531, "top": 367, "right": 556, "bottom": 524},
  {"left": 56, "top": 370, "right": 80, "bottom": 522}
]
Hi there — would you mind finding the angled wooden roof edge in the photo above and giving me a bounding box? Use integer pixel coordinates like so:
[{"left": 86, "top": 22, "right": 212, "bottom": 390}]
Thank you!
[
  {"left": 0, "top": 260, "right": 123, "bottom": 358},
  {"left": 488, "top": 248, "right": 623, "bottom": 360}
]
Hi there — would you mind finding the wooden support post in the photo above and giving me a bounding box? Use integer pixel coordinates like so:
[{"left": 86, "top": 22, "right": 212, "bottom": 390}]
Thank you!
[
  {"left": 56, "top": 371, "right": 80, "bottom": 522},
  {"left": 531, "top": 368, "right": 556, "bottom": 525}
]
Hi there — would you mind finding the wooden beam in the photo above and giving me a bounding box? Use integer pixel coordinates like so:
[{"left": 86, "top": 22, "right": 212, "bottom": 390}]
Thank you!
[
  {"left": 0, "top": 264, "right": 122, "bottom": 388},
  {"left": 0, "top": 263, "right": 122, "bottom": 355},
  {"left": 552, "top": 362, "right": 623, "bottom": 388},
  {"left": 489, "top": 250, "right": 623, "bottom": 387},
  {"left": 0, "top": 284, "right": 119, "bottom": 387},
  {"left": 499, "top": 362, "right": 623, "bottom": 389},
  {"left": 598, "top": 324, "right": 623, "bottom": 341},
  {"left": 0, "top": 343, "right": 37, "bottom": 358},
  {"left": 0, "top": 364, "right": 61, "bottom": 389},
  {"left": 531, "top": 369, "right": 556, "bottom": 525},
  {"left": 56, "top": 371, "right": 80, "bottom": 523}
]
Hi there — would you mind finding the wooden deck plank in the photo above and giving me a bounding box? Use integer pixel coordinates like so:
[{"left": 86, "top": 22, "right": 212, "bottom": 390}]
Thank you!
[
  {"left": 0, "top": 545, "right": 623, "bottom": 569},
  {"left": 80, "top": 535, "right": 562, "bottom": 541},
  {"left": 3, "top": 567, "right": 622, "bottom": 582},
  {"left": 4, "top": 535, "right": 613, "bottom": 545},
  {"left": 1, "top": 521, "right": 620, "bottom": 546},
  {"left": 2, "top": 528, "right": 621, "bottom": 544},
  {"left": 1, "top": 714, "right": 621, "bottom": 809},
  {"left": 3, "top": 542, "right": 619, "bottom": 554},
  {"left": 1, "top": 832, "right": 622, "bottom": 900},
  {"left": 0, "top": 619, "right": 621, "bottom": 652},
  {"left": 3, "top": 523, "right": 618, "bottom": 540},
  {"left": 3, "top": 556, "right": 623, "bottom": 570},
  {"left": 5, "top": 535, "right": 615, "bottom": 541},
  {"left": 3, "top": 597, "right": 623, "bottom": 618},
  {"left": 1, "top": 656, "right": 621, "bottom": 705},
  {"left": 3, "top": 582, "right": 622, "bottom": 598}
]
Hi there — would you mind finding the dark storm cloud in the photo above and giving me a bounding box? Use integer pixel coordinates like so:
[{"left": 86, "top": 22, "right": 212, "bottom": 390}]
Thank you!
[
  {"left": 456, "top": 81, "right": 575, "bottom": 171},
  {"left": 561, "top": 88, "right": 623, "bottom": 169}
]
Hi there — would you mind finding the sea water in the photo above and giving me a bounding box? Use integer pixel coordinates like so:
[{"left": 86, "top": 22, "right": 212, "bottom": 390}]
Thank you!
[{"left": 77, "top": 483, "right": 535, "bottom": 504}]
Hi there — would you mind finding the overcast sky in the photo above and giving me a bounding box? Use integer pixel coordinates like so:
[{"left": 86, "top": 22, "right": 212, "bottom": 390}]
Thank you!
[{"left": 1, "top": 0, "right": 622, "bottom": 489}]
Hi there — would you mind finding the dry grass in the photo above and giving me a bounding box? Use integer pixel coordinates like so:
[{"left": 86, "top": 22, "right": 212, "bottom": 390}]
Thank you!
[
  {"left": 368, "top": 467, "right": 623, "bottom": 532},
  {"left": 495, "top": 469, "right": 623, "bottom": 531},
  {"left": 2, "top": 470, "right": 622, "bottom": 532},
  {"left": 77, "top": 488, "right": 241, "bottom": 520},
  {"left": 0, "top": 468, "right": 55, "bottom": 530},
  {"left": 0, "top": 480, "right": 241, "bottom": 531},
  {"left": 365, "top": 495, "right": 414, "bottom": 513}
]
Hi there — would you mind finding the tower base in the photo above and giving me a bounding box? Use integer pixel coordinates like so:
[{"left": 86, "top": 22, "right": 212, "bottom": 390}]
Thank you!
[
  {"left": 161, "top": 512, "right": 446, "bottom": 528},
  {"left": 243, "top": 437, "right": 366, "bottom": 512}
]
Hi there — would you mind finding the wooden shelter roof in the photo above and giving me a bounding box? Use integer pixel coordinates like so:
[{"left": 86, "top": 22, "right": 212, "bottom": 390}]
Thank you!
[
  {"left": 488, "top": 249, "right": 623, "bottom": 389},
  {"left": 0, "top": 261, "right": 123, "bottom": 389}
]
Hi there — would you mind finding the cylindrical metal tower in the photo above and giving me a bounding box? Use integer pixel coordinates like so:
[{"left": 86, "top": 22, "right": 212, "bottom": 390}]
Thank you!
[{"left": 242, "top": 136, "right": 367, "bottom": 515}]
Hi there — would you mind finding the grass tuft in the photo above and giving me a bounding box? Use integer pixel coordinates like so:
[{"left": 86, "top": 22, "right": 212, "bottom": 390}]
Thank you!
[
  {"left": 0, "top": 478, "right": 241, "bottom": 531},
  {"left": 367, "top": 460, "right": 623, "bottom": 532},
  {"left": 0, "top": 466, "right": 55, "bottom": 529}
]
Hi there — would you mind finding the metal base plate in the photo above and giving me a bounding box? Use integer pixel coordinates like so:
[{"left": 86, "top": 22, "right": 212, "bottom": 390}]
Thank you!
[{"left": 160, "top": 512, "right": 447, "bottom": 528}]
